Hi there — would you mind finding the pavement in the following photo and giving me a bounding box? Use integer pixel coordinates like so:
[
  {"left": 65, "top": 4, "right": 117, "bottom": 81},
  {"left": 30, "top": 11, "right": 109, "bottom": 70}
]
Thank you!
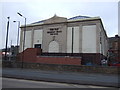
[
  {"left": 3, "top": 77, "right": 115, "bottom": 88},
  {"left": 2, "top": 68, "right": 120, "bottom": 88}
]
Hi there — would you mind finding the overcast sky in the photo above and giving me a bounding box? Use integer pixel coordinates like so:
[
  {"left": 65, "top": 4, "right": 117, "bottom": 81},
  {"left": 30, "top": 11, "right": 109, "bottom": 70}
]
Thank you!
[{"left": 0, "top": 0, "right": 119, "bottom": 49}]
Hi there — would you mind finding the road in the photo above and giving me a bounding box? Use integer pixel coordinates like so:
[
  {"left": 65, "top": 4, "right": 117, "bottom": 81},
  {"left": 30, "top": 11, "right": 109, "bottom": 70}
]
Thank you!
[
  {"left": 2, "top": 77, "right": 114, "bottom": 88},
  {"left": 2, "top": 68, "right": 119, "bottom": 87}
]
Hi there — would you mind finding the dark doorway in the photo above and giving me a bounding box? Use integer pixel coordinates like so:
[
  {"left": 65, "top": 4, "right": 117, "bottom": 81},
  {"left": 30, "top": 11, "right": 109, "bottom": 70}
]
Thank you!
[{"left": 34, "top": 44, "right": 41, "bottom": 48}]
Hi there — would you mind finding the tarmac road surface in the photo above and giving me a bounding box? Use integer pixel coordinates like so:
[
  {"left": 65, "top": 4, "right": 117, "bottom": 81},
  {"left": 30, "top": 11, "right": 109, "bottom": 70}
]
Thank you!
[{"left": 2, "top": 68, "right": 119, "bottom": 88}]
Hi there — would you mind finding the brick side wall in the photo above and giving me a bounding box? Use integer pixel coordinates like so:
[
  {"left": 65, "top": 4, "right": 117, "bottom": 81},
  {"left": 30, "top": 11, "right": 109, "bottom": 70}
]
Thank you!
[
  {"left": 42, "top": 53, "right": 105, "bottom": 65},
  {"left": 17, "top": 48, "right": 41, "bottom": 62},
  {"left": 36, "top": 56, "right": 81, "bottom": 65},
  {"left": 17, "top": 48, "right": 81, "bottom": 65},
  {"left": 17, "top": 48, "right": 106, "bottom": 65}
]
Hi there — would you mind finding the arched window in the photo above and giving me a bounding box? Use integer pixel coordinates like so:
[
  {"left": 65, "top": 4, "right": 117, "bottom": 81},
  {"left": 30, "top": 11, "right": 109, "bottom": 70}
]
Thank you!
[{"left": 48, "top": 41, "right": 59, "bottom": 53}]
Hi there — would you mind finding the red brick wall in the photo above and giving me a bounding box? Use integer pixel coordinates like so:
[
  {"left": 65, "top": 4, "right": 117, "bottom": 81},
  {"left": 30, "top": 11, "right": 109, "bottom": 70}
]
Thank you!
[
  {"left": 18, "top": 48, "right": 81, "bottom": 65},
  {"left": 41, "top": 53, "right": 104, "bottom": 65},
  {"left": 36, "top": 56, "right": 81, "bottom": 65},
  {"left": 17, "top": 48, "right": 41, "bottom": 62}
]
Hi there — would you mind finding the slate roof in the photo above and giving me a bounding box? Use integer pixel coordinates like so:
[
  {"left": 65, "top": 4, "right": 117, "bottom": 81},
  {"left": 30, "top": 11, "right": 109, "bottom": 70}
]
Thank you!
[
  {"left": 31, "top": 20, "right": 45, "bottom": 24},
  {"left": 68, "top": 15, "right": 90, "bottom": 20}
]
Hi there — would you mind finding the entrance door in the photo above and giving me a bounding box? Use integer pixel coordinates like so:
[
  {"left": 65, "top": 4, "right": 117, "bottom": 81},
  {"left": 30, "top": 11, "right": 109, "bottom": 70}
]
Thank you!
[{"left": 49, "top": 41, "right": 59, "bottom": 53}]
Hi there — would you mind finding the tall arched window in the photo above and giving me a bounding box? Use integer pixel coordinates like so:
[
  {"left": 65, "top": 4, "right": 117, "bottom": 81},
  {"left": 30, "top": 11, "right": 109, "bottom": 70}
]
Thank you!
[{"left": 48, "top": 41, "right": 59, "bottom": 53}]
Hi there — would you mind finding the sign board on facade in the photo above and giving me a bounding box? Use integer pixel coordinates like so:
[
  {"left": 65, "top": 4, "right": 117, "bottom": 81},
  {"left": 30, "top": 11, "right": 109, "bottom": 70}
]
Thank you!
[{"left": 47, "top": 28, "right": 62, "bottom": 35}]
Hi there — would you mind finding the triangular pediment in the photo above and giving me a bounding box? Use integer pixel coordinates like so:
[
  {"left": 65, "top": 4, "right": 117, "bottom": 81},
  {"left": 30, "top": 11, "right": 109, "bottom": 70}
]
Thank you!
[{"left": 44, "top": 15, "right": 67, "bottom": 24}]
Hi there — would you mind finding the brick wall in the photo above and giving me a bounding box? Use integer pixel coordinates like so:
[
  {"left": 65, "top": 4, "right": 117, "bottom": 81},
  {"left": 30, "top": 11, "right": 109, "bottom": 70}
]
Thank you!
[
  {"left": 17, "top": 48, "right": 81, "bottom": 65},
  {"left": 17, "top": 48, "right": 41, "bottom": 62},
  {"left": 42, "top": 53, "right": 105, "bottom": 65},
  {"left": 36, "top": 56, "right": 81, "bottom": 65}
]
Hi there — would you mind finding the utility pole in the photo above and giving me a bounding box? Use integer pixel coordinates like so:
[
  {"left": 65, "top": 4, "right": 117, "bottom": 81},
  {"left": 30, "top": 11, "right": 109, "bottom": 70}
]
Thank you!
[{"left": 5, "top": 17, "right": 10, "bottom": 60}]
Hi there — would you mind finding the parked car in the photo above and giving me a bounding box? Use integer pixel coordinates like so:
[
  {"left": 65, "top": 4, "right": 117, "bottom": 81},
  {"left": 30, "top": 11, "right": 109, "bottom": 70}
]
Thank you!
[{"left": 109, "top": 62, "right": 120, "bottom": 67}]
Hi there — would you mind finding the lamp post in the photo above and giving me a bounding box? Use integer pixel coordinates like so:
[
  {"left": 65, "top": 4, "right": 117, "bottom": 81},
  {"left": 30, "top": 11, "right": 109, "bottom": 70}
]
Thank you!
[
  {"left": 13, "top": 21, "right": 20, "bottom": 47},
  {"left": 13, "top": 21, "right": 20, "bottom": 55},
  {"left": 5, "top": 17, "right": 10, "bottom": 60},
  {"left": 17, "top": 12, "right": 26, "bottom": 68}
]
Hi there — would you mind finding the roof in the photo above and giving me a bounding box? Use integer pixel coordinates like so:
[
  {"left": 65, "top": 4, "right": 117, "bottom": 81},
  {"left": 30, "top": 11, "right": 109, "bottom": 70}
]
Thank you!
[
  {"left": 108, "top": 35, "right": 120, "bottom": 42},
  {"left": 31, "top": 20, "right": 45, "bottom": 24},
  {"left": 32, "top": 15, "right": 91, "bottom": 24},
  {"left": 21, "top": 15, "right": 100, "bottom": 27},
  {"left": 68, "top": 15, "right": 91, "bottom": 20}
]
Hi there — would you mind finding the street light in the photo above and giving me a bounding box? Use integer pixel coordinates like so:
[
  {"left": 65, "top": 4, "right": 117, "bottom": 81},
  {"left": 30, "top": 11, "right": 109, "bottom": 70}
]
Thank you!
[
  {"left": 5, "top": 17, "right": 10, "bottom": 60},
  {"left": 17, "top": 12, "right": 26, "bottom": 68},
  {"left": 13, "top": 21, "right": 20, "bottom": 55},
  {"left": 13, "top": 21, "right": 20, "bottom": 47}
]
